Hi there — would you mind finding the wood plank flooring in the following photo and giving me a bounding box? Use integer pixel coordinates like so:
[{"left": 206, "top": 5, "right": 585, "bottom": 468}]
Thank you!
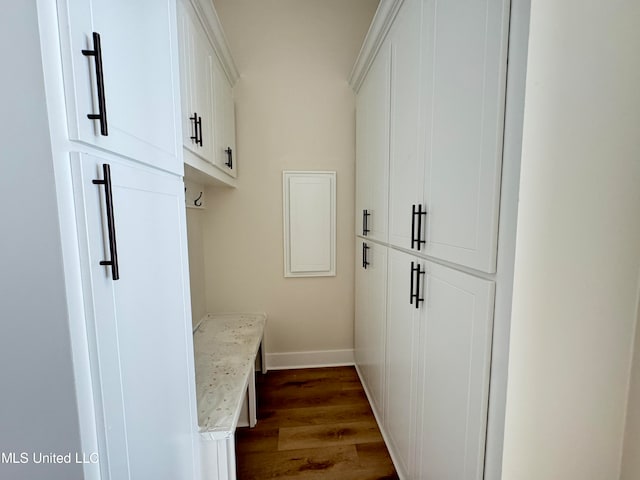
[{"left": 236, "top": 367, "right": 399, "bottom": 480}]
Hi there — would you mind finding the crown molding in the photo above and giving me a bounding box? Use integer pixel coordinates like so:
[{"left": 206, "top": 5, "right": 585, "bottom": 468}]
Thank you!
[
  {"left": 189, "top": 0, "right": 240, "bottom": 85},
  {"left": 349, "top": 0, "right": 404, "bottom": 92}
]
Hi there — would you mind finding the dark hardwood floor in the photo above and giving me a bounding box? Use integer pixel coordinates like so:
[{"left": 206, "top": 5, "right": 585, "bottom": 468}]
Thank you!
[{"left": 236, "top": 366, "right": 399, "bottom": 480}]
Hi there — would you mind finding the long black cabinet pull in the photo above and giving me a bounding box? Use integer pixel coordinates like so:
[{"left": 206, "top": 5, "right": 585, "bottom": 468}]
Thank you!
[
  {"left": 82, "top": 32, "right": 108, "bottom": 136},
  {"left": 196, "top": 115, "right": 203, "bottom": 146},
  {"left": 189, "top": 113, "right": 198, "bottom": 144},
  {"left": 92, "top": 164, "right": 120, "bottom": 280},
  {"left": 411, "top": 204, "right": 427, "bottom": 250},
  {"left": 225, "top": 147, "right": 233, "bottom": 168},
  {"left": 362, "top": 243, "right": 370, "bottom": 269},
  {"left": 410, "top": 261, "right": 425, "bottom": 309},
  {"left": 363, "top": 209, "right": 370, "bottom": 236}
]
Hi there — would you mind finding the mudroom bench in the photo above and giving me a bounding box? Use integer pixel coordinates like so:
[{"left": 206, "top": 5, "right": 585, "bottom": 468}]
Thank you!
[{"left": 193, "top": 313, "right": 267, "bottom": 479}]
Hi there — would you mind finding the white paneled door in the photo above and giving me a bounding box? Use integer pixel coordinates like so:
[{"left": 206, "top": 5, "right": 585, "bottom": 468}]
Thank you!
[
  {"left": 419, "top": 0, "right": 509, "bottom": 272},
  {"left": 355, "top": 239, "right": 388, "bottom": 417},
  {"left": 415, "top": 261, "right": 495, "bottom": 480},
  {"left": 72, "top": 153, "right": 198, "bottom": 480},
  {"left": 60, "top": 0, "right": 181, "bottom": 173},
  {"left": 355, "top": 39, "right": 390, "bottom": 243},
  {"left": 385, "top": 248, "right": 421, "bottom": 478}
]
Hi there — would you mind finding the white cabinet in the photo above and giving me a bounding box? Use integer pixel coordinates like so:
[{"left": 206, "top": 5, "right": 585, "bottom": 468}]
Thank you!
[
  {"left": 58, "top": 0, "right": 182, "bottom": 174},
  {"left": 177, "top": 0, "right": 238, "bottom": 182},
  {"left": 384, "top": 249, "right": 495, "bottom": 479},
  {"left": 414, "top": 262, "right": 494, "bottom": 480},
  {"left": 387, "top": 0, "right": 424, "bottom": 251},
  {"left": 384, "top": 248, "right": 421, "bottom": 476},
  {"left": 355, "top": 239, "right": 388, "bottom": 418},
  {"left": 384, "top": 0, "right": 509, "bottom": 273},
  {"left": 212, "top": 58, "right": 238, "bottom": 177},
  {"left": 355, "top": 39, "right": 390, "bottom": 242},
  {"left": 417, "top": 0, "right": 509, "bottom": 273},
  {"left": 178, "top": 1, "right": 215, "bottom": 162},
  {"left": 71, "top": 152, "right": 198, "bottom": 480}
]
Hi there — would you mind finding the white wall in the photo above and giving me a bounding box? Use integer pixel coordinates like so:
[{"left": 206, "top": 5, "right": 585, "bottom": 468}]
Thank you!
[
  {"left": 502, "top": 1, "right": 640, "bottom": 479},
  {"left": 621, "top": 301, "right": 640, "bottom": 480},
  {"left": 0, "top": 2, "right": 83, "bottom": 479},
  {"left": 186, "top": 209, "right": 207, "bottom": 326},
  {"left": 202, "top": 0, "right": 378, "bottom": 362}
]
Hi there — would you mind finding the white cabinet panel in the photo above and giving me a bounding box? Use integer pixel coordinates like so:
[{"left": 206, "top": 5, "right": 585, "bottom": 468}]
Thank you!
[
  {"left": 355, "top": 40, "right": 390, "bottom": 242},
  {"left": 177, "top": 1, "right": 215, "bottom": 162},
  {"left": 355, "top": 240, "right": 388, "bottom": 417},
  {"left": 212, "top": 58, "right": 237, "bottom": 177},
  {"left": 283, "top": 171, "right": 336, "bottom": 277},
  {"left": 415, "top": 261, "right": 495, "bottom": 480},
  {"left": 385, "top": 248, "right": 421, "bottom": 477},
  {"left": 420, "top": 0, "right": 509, "bottom": 272},
  {"left": 387, "top": 0, "right": 424, "bottom": 250},
  {"left": 59, "top": 0, "right": 181, "bottom": 173},
  {"left": 72, "top": 153, "right": 198, "bottom": 480}
]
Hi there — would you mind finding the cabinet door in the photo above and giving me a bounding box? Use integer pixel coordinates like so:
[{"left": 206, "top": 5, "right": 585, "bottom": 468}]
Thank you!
[
  {"left": 60, "top": 0, "right": 181, "bottom": 173},
  {"left": 177, "top": 1, "right": 197, "bottom": 152},
  {"left": 387, "top": 0, "right": 424, "bottom": 251},
  {"left": 420, "top": 0, "right": 510, "bottom": 272},
  {"left": 177, "top": 1, "right": 214, "bottom": 162},
  {"left": 212, "top": 58, "right": 237, "bottom": 177},
  {"left": 385, "top": 248, "right": 421, "bottom": 477},
  {"left": 71, "top": 153, "right": 198, "bottom": 480},
  {"left": 415, "top": 261, "right": 494, "bottom": 480},
  {"left": 192, "top": 19, "right": 216, "bottom": 163},
  {"left": 355, "top": 40, "right": 390, "bottom": 242},
  {"left": 355, "top": 240, "right": 387, "bottom": 417}
]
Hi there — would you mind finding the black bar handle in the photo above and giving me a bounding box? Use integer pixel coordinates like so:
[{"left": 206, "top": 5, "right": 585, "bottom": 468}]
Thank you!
[
  {"left": 92, "top": 164, "right": 120, "bottom": 280},
  {"left": 363, "top": 209, "right": 370, "bottom": 236},
  {"left": 410, "top": 261, "right": 425, "bottom": 308},
  {"left": 196, "top": 116, "right": 203, "bottom": 146},
  {"left": 410, "top": 261, "right": 415, "bottom": 305},
  {"left": 411, "top": 204, "right": 416, "bottom": 248},
  {"left": 415, "top": 263, "right": 425, "bottom": 309},
  {"left": 363, "top": 243, "right": 370, "bottom": 269},
  {"left": 416, "top": 204, "right": 427, "bottom": 251},
  {"left": 189, "top": 113, "right": 198, "bottom": 144},
  {"left": 82, "top": 32, "right": 108, "bottom": 136},
  {"left": 225, "top": 147, "right": 233, "bottom": 168}
]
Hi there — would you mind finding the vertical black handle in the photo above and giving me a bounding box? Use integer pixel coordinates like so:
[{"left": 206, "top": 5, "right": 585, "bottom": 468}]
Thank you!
[
  {"left": 410, "top": 261, "right": 415, "bottom": 305},
  {"left": 411, "top": 205, "right": 416, "bottom": 248},
  {"left": 411, "top": 204, "right": 427, "bottom": 250},
  {"left": 363, "top": 243, "right": 370, "bottom": 269},
  {"left": 410, "top": 261, "right": 425, "bottom": 308},
  {"left": 225, "top": 147, "right": 233, "bottom": 168},
  {"left": 416, "top": 204, "right": 426, "bottom": 251},
  {"left": 82, "top": 32, "right": 108, "bottom": 136},
  {"left": 196, "top": 116, "right": 203, "bottom": 146},
  {"left": 363, "top": 209, "right": 370, "bottom": 236},
  {"left": 189, "top": 113, "right": 198, "bottom": 144},
  {"left": 92, "top": 164, "right": 120, "bottom": 280}
]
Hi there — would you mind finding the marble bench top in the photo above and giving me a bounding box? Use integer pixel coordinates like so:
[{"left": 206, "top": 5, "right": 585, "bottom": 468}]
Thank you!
[{"left": 193, "top": 313, "right": 267, "bottom": 438}]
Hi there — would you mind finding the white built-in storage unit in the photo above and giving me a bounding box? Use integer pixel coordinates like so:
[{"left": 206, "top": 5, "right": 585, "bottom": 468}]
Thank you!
[
  {"left": 177, "top": 0, "right": 239, "bottom": 186},
  {"left": 27, "top": 0, "right": 232, "bottom": 478},
  {"left": 352, "top": 0, "right": 529, "bottom": 478}
]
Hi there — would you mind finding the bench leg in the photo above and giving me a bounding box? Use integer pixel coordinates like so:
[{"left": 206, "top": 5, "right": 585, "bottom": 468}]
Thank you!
[{"left": 248, "top": 363, "right": 257, "bottom": 428}]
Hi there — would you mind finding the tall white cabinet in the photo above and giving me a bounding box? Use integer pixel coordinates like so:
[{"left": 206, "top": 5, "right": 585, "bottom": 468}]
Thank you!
[
  {"left": 31, "top": 0, "right": 201, "bottom": 478},
  {"left": 352, "top": 0, "right": 519, "bottom": 478}
]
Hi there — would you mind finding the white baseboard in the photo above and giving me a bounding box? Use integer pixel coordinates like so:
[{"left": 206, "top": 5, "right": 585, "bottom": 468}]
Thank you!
[{"left": 266, "top": 349, "right": 355, "bottom": 370}]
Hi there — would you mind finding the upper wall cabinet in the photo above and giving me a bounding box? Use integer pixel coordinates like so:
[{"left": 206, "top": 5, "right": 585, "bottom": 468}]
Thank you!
[
  {"left": 58, "top": 0, "right": 182, "bottom": 174},
  {"left": 355, "top": 39, "right": 390, "bottom": 243},
  {"left": 177, "top": 0, "right": 239, "bottom": 184}
]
